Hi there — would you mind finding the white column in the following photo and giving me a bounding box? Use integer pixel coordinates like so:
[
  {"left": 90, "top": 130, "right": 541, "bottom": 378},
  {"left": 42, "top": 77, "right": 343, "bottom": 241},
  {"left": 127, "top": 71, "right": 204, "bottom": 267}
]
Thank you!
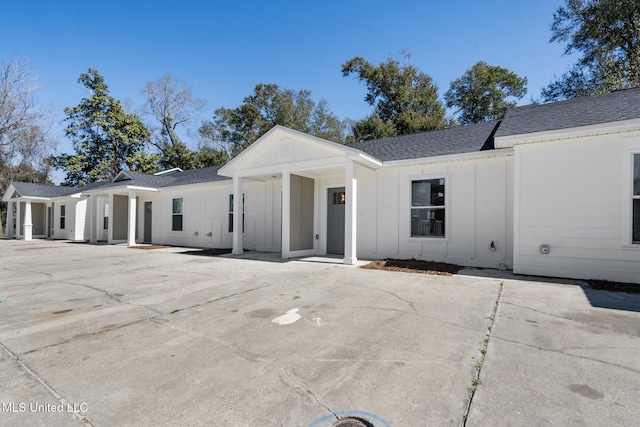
[
  {"left": 16, "top": 201, "right": 21, "bottom": 238},
  {"left": 127, "top": 190, "right": 137, "bottom": 246},
  {"left": 281, "top": 171, "right": 291, "bottom": 259},
  {"left": 45, "top": 202, "right": 52, "bottom": 238},
  {"left": 6, "top": 201, "right": 14, "bottom": 239},
  {"left": 89, "top": 196, "right": 97, "bottom": 244},
  {"left": 108, "top": 193, "right": 114, "bottom": 243},
  {"left": 23, "top": 200, "right": 33, "bottom": 241},
  {"left": 344, "top": 162, "right": 358, "bottom": 265},
  {"left": 232, "top": 176, "right": 244, "bottom": 255}
]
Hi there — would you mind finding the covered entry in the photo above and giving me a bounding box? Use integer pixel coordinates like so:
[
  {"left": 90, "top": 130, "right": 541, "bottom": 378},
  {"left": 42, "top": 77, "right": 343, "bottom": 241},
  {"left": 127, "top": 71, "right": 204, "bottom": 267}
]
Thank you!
[{"left": 218, "top": 126, "right": 381, "bottom": 265}]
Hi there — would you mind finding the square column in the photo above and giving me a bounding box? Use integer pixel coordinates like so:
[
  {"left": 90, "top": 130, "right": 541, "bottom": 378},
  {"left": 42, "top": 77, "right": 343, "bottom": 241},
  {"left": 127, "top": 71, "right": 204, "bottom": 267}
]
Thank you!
[
  {"left": 6, "top": 201, "right": 14, "bottom": 239},
  {"left": 127, "top": 190, "right": 137, "bottom": 246},
  {"left": 344, "top": 162, "right": 358, "bottom": 265},
  {"left": 23, "top": 200, "right": 33, "bottom": 241},
  {"left": 16, "top": 201, "right": 21, "bottom": 238},
  {"left": 232, "top": 176, "right": 244, "bottom": 255},
  {"left": 281, "top": 171, "right": 291, "bottom": 259}
]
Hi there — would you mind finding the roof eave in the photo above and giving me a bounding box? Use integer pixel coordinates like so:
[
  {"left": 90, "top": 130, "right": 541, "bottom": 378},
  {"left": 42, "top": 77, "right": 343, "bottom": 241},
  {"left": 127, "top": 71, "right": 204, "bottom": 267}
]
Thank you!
[{"left": 495, "top": 118, "right": 640, "bottom": 148}]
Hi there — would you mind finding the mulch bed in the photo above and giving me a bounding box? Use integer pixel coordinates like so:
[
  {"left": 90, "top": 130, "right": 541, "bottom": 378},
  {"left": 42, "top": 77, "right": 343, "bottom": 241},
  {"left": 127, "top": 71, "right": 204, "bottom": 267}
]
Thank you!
[
  {"left": 587, "top": 280, "right": 640, "bottom": 294},
  {"left": 181, "top": 248, "right": 233, "bottom": 256},
  {"left": 129, "top": 245, "right": 173, "bottom": 250},
  {"left": 361, "top": 258, "right": 463, "bottom": 276}
]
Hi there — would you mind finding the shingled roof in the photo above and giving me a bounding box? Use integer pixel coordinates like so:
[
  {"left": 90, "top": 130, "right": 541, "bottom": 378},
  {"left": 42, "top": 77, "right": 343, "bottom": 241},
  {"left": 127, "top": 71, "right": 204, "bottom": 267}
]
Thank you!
[
  {"left": 352, "top": 120, "right": 500, "bottom": 162},
  {"left": 495, "top": 87, "right": 640, "bottom": 137},
  {"left": 9, "top": 182, "right": 80, "bottom": 198}
]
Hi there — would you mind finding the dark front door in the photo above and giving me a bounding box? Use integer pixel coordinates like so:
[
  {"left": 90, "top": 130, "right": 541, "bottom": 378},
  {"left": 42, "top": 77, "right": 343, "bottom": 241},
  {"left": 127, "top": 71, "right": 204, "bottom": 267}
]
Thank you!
[
  {"left": 47, "top": 206, "right": 52, "bottom": 238},
  {"left": 327, "top": 187, "right": 345, "bottom": 255},
  {"left": 143, "top": 202, "right": 152, "bottom": 243}
]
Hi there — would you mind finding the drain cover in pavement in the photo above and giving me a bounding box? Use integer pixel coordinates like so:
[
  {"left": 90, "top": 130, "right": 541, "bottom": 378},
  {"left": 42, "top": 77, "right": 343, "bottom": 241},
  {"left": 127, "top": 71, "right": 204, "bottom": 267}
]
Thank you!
[{"left": 332, "top": 417, "right": 375, "bottom": 427}]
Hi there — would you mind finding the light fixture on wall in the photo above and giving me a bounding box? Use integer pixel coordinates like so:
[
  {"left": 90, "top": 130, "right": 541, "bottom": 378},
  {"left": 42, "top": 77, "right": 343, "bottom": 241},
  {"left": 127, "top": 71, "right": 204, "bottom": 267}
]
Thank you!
[{"left": 490, "top": 241, "right": 496, "bottom": 251}]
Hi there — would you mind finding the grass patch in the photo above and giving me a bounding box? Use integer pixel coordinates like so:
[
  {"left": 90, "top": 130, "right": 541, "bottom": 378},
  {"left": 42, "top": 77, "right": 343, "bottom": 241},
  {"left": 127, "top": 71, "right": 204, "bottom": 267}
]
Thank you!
[{"left": 361, "top": 258, "right": 463, "bottom": 276}]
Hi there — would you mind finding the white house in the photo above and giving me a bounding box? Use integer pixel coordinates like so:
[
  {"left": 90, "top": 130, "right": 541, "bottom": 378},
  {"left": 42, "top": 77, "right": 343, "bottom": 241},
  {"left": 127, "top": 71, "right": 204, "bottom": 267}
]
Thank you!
[{"left": 3, "top": 88, "right": 640, "bottom": 283}]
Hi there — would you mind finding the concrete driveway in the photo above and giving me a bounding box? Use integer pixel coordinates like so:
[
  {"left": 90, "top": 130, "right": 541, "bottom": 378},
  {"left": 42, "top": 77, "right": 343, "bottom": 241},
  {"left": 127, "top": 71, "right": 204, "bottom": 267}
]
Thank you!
[{"left": 0, "top": 240, "right": 639, "bottom": 426}]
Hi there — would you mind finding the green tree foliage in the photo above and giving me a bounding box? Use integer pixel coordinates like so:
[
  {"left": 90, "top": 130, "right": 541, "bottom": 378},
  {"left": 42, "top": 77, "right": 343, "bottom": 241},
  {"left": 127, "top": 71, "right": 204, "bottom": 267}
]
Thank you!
[
  {"left": 53, "top": 69, "right": 152, "bottom": 186},
  {"left": 200, "top": 83, "right": 346, "bottom": 158},
  {"left": 341, "top": 56, "right": 448, "bottom": 142},
  {"left": 445, "top": 61, "right": 527, "bottom": 124},
  {"left": 542, "top": 0, "right": 640, "bottom": 101}
]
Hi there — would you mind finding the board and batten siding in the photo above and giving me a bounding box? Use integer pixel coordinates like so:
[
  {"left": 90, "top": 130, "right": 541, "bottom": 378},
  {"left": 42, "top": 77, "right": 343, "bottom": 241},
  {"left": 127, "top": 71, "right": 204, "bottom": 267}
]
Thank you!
[
  {"left": 156, "top": 180, "right": 282, "bottom": 252},
  {"left": 357, "top": 155, "right": 514, "bottom": 269},
  {"left": 513, "top": 131, "right": 640, "bottom": 283}
]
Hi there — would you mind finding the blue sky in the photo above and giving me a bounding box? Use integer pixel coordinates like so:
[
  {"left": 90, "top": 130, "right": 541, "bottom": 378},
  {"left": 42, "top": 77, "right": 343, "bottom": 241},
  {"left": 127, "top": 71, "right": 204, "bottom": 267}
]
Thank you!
[{"left": 3, "top": 0, "right": 575, "bottom": 160}]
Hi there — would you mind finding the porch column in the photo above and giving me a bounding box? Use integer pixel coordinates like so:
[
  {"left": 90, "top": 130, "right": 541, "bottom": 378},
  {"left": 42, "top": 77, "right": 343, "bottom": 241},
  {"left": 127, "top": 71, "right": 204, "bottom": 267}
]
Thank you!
[
  {"left": 16, "top": 201, "right": 21, "bottom": 238},
  {"left": 127, "top": 190, "right": 137, "bottom": 246},
  {"left": 45, "top": 202, "right": 52, "bottom": 238},
  {"left": 89, "top": 196, "right": 97, "bottom": 244},
  {"left": 108, "top": 193, "right": 114, "bottom": 243},
  {"left": 344, "top": 162, "right": 358, "bottom": 265},
  {"left": 232, "top": 176, "right": 244, "bottom": 255},
  {"left": 23, "top": 200, "right": 33, "bottom": 241},
  {"left": 6, "top": 201, "right": 14, "bottom": 239},
  {"left": 281, "top": 171, "right": 291, "bottom": 259}
]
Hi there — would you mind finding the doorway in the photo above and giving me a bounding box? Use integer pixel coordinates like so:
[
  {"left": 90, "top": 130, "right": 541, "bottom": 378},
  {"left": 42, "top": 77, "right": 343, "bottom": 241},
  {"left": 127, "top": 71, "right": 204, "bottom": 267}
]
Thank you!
[{"left": 327, "top": 187, "right": 345, "bottom": 255}]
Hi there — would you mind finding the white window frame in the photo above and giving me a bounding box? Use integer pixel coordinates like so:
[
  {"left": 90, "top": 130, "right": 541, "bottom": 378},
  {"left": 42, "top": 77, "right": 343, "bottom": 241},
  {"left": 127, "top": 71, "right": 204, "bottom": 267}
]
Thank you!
[
  {"left": 60, "top": 205, "right": 66, "bottom": 229},
  {"left": 632, "top": 153, "right": 640, "bottom": 244},
  {"left": 228, "top": 193, "right": 245, "bottom": 233},
  {"left": 409, "top": 176, "right": 447, "bottom": 240},
  {"left": 172, "top": 198, "right": 183, "bottom": 231}
]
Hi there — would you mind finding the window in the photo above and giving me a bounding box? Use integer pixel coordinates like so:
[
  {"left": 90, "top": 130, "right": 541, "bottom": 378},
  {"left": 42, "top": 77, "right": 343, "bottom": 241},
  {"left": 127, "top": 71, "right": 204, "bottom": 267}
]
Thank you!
[
  {"left": 60, "top": 205, "right": 66, "bottom": 229},
  {"left": 172, "top": 198, "right": 183, "bottom": 231},
  {"left": 228, "top": 194, "right": 245, "bottom": 233},
  {"left": 633, "top": 154, "right": 640, "bottom": 243},
  {"left": 411, "top": 178, "right": 445, "bottom": 238}
]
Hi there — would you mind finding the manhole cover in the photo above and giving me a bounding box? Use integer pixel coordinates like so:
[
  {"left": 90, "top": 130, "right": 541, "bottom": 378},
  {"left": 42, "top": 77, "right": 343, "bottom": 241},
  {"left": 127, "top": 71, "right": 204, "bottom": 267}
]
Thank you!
[{"left": 332, "top": 417, "right": 375, "bottom": 427}]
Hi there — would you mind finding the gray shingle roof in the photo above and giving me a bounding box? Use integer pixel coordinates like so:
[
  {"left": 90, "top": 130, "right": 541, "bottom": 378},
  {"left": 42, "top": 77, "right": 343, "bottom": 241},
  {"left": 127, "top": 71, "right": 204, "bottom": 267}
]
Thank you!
[
  {"left": 161, "top": 165, "right": 229, "bottom": 188},
  {"left": 352, "top": 120, "right": 500, "bottom": 161},
  {"left": 495, "top": 87, "right": 640, "bottom": 137},
  {"left": 10, "top": 182, "right": 80, "bottom": 198}
]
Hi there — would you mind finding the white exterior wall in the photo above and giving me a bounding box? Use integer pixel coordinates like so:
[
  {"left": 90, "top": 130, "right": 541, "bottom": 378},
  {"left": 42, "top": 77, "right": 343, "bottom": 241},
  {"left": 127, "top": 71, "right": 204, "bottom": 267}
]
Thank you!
[
  {"left": 513, "top": 131, "right": 640, "bottom": 283},
  {"left": 156, "top": 181, "right": 282, "bottom": 251},
  {"left": 357, "top": 155, "right": 514, "bottom": 269},
  {"left": 73, "top": 198, "right": 88, "bottom": 241},
  {"left": 51, "top": 198, "right": 78, "bottom": 240}
]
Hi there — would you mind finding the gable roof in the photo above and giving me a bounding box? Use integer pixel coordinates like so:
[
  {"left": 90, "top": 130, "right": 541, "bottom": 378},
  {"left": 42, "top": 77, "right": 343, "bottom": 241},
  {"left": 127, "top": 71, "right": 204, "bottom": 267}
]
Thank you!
[
  {"left": 9, "top": 182, "right": 80, "bottom": 199},
  {"left": 495, "top": 87, "right": 640, "bottom": 137},
  {"left": 352, "top": 120, "right": 500, "bottom": 162}
]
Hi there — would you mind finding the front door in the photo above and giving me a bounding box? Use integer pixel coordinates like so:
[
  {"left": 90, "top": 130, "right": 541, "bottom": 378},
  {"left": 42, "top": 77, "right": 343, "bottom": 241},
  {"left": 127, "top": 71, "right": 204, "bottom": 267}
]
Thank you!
[
  {"left": 143, "top": 202, "right": 152, "bottom": 244},
  {"left": 47, "top": 206, "right": 52, "bottom": 238},
  {"left": 327, "top": 187, "right": 345, "bottom": 255}
]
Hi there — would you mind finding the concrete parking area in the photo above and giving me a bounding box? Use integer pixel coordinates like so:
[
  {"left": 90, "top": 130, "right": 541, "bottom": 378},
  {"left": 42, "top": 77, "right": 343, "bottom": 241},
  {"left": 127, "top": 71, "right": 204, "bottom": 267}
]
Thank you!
[{"left": 0, "top": 240, "right": 639, "bottom": 426}]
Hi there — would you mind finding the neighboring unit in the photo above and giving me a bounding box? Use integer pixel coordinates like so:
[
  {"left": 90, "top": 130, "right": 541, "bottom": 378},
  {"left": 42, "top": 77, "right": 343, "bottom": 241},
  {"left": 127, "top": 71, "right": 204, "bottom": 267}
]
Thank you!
[{"left": 3, "top": 89, "right": 640, "bottom": 283}]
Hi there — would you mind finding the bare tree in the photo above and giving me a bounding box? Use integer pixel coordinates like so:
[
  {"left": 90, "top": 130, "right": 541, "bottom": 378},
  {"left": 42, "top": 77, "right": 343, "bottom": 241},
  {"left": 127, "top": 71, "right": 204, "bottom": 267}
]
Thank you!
[
  {"left": 141, "top": 75, "right": 205, "bottom": 168},
  {"left": 0, "top": 58, "right": 56, "bottom": 236}
]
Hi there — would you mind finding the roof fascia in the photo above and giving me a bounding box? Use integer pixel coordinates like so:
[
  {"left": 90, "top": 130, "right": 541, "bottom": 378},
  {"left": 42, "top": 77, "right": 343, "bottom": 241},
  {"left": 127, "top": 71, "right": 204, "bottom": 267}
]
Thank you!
[
  {"left": 495, "top": 118, "right": 640, "bottom": 148},
  {"left": 382, "top": 148, "right": 514, "bottom": 167}
]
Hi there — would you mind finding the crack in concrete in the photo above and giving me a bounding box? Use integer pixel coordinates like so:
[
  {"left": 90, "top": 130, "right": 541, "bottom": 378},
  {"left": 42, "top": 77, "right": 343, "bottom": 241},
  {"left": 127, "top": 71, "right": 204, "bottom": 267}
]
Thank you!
[
  {"left": 21, "top": 317, "right": 152, "bottom": 356},
  {"left": 0, "top": 340, "right": 94, "bottom": 426},
  {"left": 168, "top": 284, "right": 271, "bottom": 314},
  {"left": 491, "top": 335, "right": 640, "bottom": 374},
  {"left": 462, "top": 281, "right": 503, "bottom": 427},
  {"left": 274, "top": 363, "right": 337, "bottom": 421}
]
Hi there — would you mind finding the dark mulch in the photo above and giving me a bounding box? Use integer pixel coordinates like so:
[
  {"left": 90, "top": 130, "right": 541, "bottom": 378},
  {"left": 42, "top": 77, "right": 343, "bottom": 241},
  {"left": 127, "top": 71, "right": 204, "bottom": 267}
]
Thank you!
[
  {"left": 361, "top": 258, "right": 463, "bottom": 276},
  {"left": 129, "top": 245, "right": 173, "bottom": 250},
  {"left": 181, "top": 248, "right": 233, "bottom": 256},
  {"left": 587, "top": 280, "right": 640, "bottom": 294}
]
